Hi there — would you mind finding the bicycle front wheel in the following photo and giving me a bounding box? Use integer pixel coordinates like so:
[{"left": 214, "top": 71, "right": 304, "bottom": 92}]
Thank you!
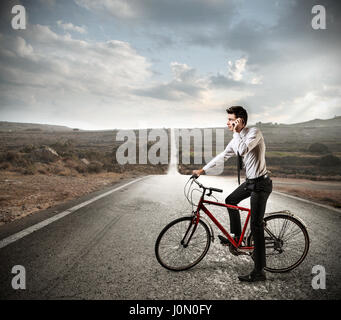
[
  {"left": 249, "top": 214, "right": 310, "bottom": 273},
  {"left": 155, "top": 216, "right": 211, "bottom": 271}
]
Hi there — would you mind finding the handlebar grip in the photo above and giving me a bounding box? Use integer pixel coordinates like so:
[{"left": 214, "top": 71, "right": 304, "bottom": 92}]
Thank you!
[{"left": 210, "top": 187, "right": 223, "bottom": 193}]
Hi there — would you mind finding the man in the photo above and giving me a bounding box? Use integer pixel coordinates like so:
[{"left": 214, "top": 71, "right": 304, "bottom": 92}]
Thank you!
[{"left": 192, "top": 106, "right": 272, "bottom": 282}]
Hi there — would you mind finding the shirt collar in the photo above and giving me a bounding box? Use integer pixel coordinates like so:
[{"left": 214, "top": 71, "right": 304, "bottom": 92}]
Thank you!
[{"left": 239, "top": 126, "right": 248, "bottom": 137}]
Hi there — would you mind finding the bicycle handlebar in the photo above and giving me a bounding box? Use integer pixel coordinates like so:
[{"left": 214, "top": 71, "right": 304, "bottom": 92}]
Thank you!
[{"left": 190, "top": 175, "right": 223, "bottom": 194}]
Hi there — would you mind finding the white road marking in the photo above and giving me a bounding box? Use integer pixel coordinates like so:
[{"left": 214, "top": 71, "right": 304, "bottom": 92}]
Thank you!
[
  {"left": 273, "top": 191, "right": 341, "bottom": 214},
  {"left": 0, "top": 177, "right": 146, "bottom": 249}
]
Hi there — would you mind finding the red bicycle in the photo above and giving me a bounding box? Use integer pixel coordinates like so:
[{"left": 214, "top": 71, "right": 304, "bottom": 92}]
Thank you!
[{"left": 155, "top": 175, "right": 309, "bottom": 273}]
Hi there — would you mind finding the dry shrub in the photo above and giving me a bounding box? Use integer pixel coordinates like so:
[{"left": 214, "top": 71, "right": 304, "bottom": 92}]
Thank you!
[
  {"left": 61, "top": 158, "right": 88, "bottom": 174},
  {"left": 318, "top": 154, "right": 341, "bottom": 167},
  {"left": 35, "top": 163, "right": 48, "bottom": 174},
  {"left": 21, "top": 144, "right": 35, "bottom": 153},
  {"left": 49, "top": 161, "right": 65, "bottom": 175},
  {"left": 63, "top": 158, "right": 78, "bottom": 169},
  {"left": 21, "top": 164, "right": 37, "bottom": 175},
  {"left": 57, "top": 168, "right": 72, "bottom": 176},
  {"left": 5, "top": 151, "right": 33, "bottom": 168},
  {"left": 31, "top": 146, "right": 59, "bottom": 163},
  {"left": 0, "top": 162, "right": 12, "bottom": 170},
  {"left": 88, "top": 161, "right": 103, "bottom": 173},
  {"left": 74, "top": 165, "right": 86, "bottom": 173},
  {"left": 50, "top": 140, "right": 74, "bottom": 156}
]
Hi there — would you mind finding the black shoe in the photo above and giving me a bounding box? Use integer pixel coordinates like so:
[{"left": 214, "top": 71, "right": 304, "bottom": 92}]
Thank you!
[
  {"left": 238, "top": 270, "right": 266, "bottom": 282},
  {"left": 218, "top": 235, "right": 230, "bottom": 245},
  {"left": 218, "top": 235, "right": 240, "bottom": 246}
]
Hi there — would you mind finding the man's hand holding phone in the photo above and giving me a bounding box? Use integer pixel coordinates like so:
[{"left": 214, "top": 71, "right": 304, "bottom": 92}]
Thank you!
[{"left": 232, "top": 118, "right": 245, "bottom": 133}]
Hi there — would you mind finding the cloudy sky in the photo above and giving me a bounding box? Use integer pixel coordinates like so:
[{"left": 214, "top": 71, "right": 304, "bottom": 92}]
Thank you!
[{"left": 0, "top": 0, "right": 340, "bottom": 130}]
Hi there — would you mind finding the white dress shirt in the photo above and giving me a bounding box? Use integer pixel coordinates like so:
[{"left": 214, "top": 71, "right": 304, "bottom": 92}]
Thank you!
[{"left": 203, "top": 126, "right": 267, "bottom": 179}]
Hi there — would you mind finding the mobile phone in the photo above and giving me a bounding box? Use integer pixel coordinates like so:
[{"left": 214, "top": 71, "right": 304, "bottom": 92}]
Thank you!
[{"left": 232, "top": 118, "right": 244, "bottom": 127}]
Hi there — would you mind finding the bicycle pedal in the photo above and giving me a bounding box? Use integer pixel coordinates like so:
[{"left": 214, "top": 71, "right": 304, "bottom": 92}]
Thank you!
[
  {"left": 228, "top": 246, "right": 250, "bottom": 256},
  {"left": 218, "top": 235, "right": 230, "bottom": 246}
]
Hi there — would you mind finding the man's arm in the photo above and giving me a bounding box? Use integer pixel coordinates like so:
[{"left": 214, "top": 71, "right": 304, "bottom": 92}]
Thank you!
[
  {"left": 192, "top": 140, "right": 235, "bottom": 176},
  {"left": 234, "top": 127, "right": 262, "bottom": 156}
]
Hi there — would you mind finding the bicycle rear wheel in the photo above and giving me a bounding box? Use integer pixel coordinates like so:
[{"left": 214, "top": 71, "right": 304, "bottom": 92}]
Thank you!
[
  {"left": 155, "top": 216, "right": 211, "bottom": 271},
  {"left": 249, "top": 214, "right": 309, "bottom": 273}
]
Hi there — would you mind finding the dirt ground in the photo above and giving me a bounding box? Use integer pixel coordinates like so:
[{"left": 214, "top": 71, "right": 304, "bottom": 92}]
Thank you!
[
  {"left": 272, "top": 177, "right": 341, "bottom": 209},
  {"left": 0, "top": 171, "right": 144, "bottom": 226},
  {"left": 0, "top": 172, "right": 340, "bottom": 227}
]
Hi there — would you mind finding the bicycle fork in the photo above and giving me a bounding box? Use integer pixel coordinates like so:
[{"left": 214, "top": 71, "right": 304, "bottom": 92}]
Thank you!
[{"left": 180, "top": 214, "right": 199, "bottom": 247}]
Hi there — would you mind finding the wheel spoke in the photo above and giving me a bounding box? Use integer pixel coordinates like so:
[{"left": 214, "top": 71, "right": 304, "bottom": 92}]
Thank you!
[
  {"left": 259, "top": 215, "right": 309, "bottom": 273},
  {"left": 155, "top": 217, "right": 211, "bottom": 271}
]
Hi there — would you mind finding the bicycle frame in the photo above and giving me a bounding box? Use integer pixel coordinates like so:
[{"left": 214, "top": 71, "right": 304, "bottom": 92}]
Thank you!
[
  {"left": 195, "top": 192, "right": 254, "bottom": 251},
  {"left": 156, "top": 178, "right": 310, "bottom": 273}
]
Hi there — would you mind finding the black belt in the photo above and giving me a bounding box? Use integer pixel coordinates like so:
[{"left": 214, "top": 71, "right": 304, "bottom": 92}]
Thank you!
[{"left": 246, "top": 173, "right": 269, "bottom": 183}]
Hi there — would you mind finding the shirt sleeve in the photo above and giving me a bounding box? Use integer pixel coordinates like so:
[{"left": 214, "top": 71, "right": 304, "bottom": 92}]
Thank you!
[
  {"left": 233, "top": 127, "right": 262, "bottom": 156},
  {"left": 203, "top": 140, "right": 235, "bottom": 172}
]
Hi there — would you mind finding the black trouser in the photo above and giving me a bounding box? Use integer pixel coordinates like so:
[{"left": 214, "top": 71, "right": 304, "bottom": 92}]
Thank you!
[{"left": 225, "top": 177, "right": 272, "bottom": 271}]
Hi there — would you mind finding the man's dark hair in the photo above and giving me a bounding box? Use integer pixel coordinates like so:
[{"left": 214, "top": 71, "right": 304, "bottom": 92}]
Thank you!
[{"left": 226, "top": 106, "right": 248, "bottom": 125}]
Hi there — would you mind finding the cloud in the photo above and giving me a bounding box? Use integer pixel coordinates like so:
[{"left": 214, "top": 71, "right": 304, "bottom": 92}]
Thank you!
[
  {"left": 266, "top": 87, "right": 341, "bottom": 124},
  {"left": 134, "top": 57, "right": 264, "bottom": 103},
  {"left": 0, "top": 0, "right": 340, "bottom": 129},
  {"left": 75, "top": 0, "right": 136, "bottom": 18},
  {"left": 38, "top": 0, "right": 56, "bottom": 6},
  {"left": 171, "top": 62, "right": 196, "bottom": 83},
  {"left": 208, "top": 57, "right": 262, "bottom": 89},
  {"left": 0, "top": 24, "right": 152, "bottom": 93},
  {"left": 74, "top": 0, "right": 236, "bottom": 25},
  {"left": 0, "top": 24, "right": 155, "bottom": 128},
  {"left": 227, "top": 58, "right": 246, "bottom": 81},
  {"left": 208, "top": 72, "right": 242, "bottom": 89},
  {"left": 250, "top": 75, "right": 263, "bottom": 85},
  {"left": 57, "top": 20, "right": 87, "bottom": 34},
  {"left": 134, "top": 62, "right": 207, "bottom": 101}
]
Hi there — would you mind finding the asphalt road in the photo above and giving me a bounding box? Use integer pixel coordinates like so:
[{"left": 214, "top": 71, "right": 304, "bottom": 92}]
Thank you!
[{"left": 0, "top": 174, "right": 340, "bottom": 300}]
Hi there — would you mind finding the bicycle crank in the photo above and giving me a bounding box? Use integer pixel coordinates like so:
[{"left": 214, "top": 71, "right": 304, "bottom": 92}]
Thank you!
[{"left": 228, "top": 245, "right": 250, "bottom": 256}]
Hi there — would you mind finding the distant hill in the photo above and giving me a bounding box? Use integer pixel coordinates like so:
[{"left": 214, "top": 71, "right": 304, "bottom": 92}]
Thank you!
[
  {"left": 254, "top": 115, "right": 341, "bottom": 128},
  {"left": 289, "top": 116, "right": 341, "bottom": 127},
  {"left": 0, "top": 121, "right": 76, "bottom": 132},
  {"left": 0, "top": 115, "right": 340, "bottom": 132}
]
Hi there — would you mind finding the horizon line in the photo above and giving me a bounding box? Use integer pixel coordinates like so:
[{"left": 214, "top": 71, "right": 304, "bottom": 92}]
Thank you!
[{"left": 0, "top": 115, "right": 340, "bottom": 131}]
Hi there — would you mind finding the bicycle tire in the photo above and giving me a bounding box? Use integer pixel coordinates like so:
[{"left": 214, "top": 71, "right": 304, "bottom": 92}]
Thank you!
[
  {"left": 155, "top": 216, "right": 211, "bottom": 271},
  {"left": 248, "top": 214, "right": 310, "bottom": 273}
]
